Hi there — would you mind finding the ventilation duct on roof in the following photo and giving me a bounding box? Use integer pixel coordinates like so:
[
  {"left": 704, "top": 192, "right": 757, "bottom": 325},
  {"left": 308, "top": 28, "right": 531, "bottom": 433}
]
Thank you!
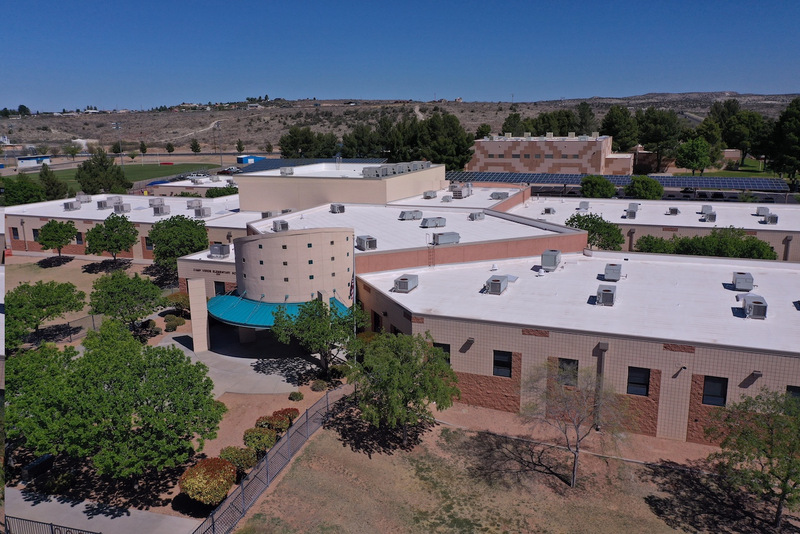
[
  {"left": 432, "top": 232, "right": 460, "bottom": 245},
  {"left": 393, "top": 274, "right": 418, "bottom": 293},
  {"left": 542, "top": 249, "right": 561, "bottom": 272},
  {"left": 468, "top": 211, "right": 485, "bottom": 221},
  {"left": 330, "top": 203, "right": 345, "bottom": 214},
  {"left": 208, "top": 244, "right": 231, "bottom": 259},
  {"left": 486, "top": 275, "right": 508, "bottom": 295},
  {"left": 399, "top": 210, "right": 423, "bottom": 220},
  {"left": 273, "top": 220, "right": 289, "bottom": 232},
  {"left": 596, "top": 285, "right": 616, "bottom": 306},
  {"left": 153, "top": 205, "right": 171, "bottom": 216},
  {"left": 114, "top": 203, "right": 131, "bottom": 213},
  {"left": 732, "top": 272, "right": 754, "bottom": 291},
  {"left": 420, "top": 217, "right": 446, "bottom": 228},
  {"left": 736, "top": 293, "right": 767, "bottom": 319},
  {"left": 604, "top": 263, "right": 622, "bottom": 282},
  {"left": 356, "top": 235, "right": 377, "bottom": 250}
]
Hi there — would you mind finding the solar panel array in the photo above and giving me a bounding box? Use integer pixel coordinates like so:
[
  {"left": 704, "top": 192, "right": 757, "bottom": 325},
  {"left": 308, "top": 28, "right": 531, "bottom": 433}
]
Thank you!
[
  {"left": 445, "top": 172, "right": 789, "bottom": 192},
  {"left": 241, "top": 158, "right": 388, "bottom": 173}
]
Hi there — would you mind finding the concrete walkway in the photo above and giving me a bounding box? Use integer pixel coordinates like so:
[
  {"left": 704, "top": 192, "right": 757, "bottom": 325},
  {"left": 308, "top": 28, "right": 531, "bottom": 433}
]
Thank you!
[{"left": 6, "top": 488, "right": 201, "bottom": 534}]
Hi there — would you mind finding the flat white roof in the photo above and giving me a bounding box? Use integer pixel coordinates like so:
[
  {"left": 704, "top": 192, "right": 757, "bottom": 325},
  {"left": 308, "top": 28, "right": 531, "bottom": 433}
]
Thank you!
[
  {"left": 156, "top": 177, "right": 236, "bottom": 188},
  {"left": 359, "top": 251, "right": 800, "bottom": 354},
  {"left": 248, "top": 203, "right": 557, "bottom": 253},
  {"left": 4, "top": 194, "right": 240, "bottom": 225},
  {"left": 204, "top": 210, "right": 267, "bottom": 229},
  {"left": 389, "top": 186, "right": 524, "bottom": 209},
  {"left": 245, "top": 162, "right": 438, "bottom": 179},
  {"left": 509, "top": 197, "right": 800, "bottom": 232}
]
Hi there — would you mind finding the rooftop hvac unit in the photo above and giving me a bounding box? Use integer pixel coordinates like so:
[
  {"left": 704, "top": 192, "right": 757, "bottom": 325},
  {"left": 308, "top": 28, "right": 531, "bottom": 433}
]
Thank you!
[
  {"left": 362, "top": 166, "right": 381, "bottom": 178},
  {"left": 441, "top": 195, "right": 453, "bottom": 203},
  {"left": 704, "top": 212, "right": 717, "bottom": 222},
  {"left": 756, "top": 206, "right": 771, "bottom": 217},
  {"left": 281, "top": 208, "right": 293, "bottom": 214},
  {"left": 64, "top": 200, "right": 81, "bottom": 211},
  {"left": 208, "top": 243, "right": 231, "bottom": 259},
  {"left": 76, "top": 193, "right": 91, "bottom": 203},
  {"left": 149, "top": 197, "right": 164, "bottom": 207},
  {"left": 627, "top": 202, "right": 639, "bottom": 212},
  {"left": 732, "top": 271, "right": 754, "bottom": 291},
  {"left": 382, "top": 164, "right": 398, "bottom": 175},
  {"left": 195, "top": 207, "right": 212, "bottom": 218},
  {"left": 153, "top": 205, "right": 171, "bottom": 216},
  {"left": 356, "top": 235, "right": 377, "bottom": 251},
  {"left": 543, "top": 207, "right": 556, "bottom": 215},
  {"left": 410, "top": 161, "right": 430, "bottom": 171},
  {"left": 273, "top": 220, "right": 289, "bottom": 232},
  {"left": 579, "top": 201, "right": 590, "bottom": 211},
  {"left": 393, "top": 274, "right": 419, "bottom": 293},
  {"left": 452, "top": 183, "right": 473, "bottom": 199},
  {"left": 96, "top": 200, "right": 110, "bottom": 210},
  {"left": 490, "top": 192, "right": 509, "bottom": 200},
  {"left": 468, "top": 211, "right": 485, "bottom": 221},
  {"left": 736, "top": 293, "right": 767, "bottom": 319},
  {"left": 210, "top": 175, "right": 220, "bottom": 182},
  {"left": 190, "top": 178, "right": 204, "bottom": 184},
  {"left": 423, "top": 190, "right": 437, "bottom": 199},
  {"left": 604, "top": 263, "right": 622, "bottom": 282},
  {"left": 701, "top": 204, "right": 713, "bottom": 215},
  {"left": 432, "top": 232, "right": 460, "bottom": 245},
  {"left": 261, "top": 211, "right": 277, "bottom": 219},
  {"left": 596, "top": 285, "right": 616, "bottom": 306},
  {"left": 395, "top": 162, "right": 411, "bottom": 173},
  {"left": 187, "top": 199, "right": 203, "bottom": 209},
  {"left": 448, "top": 183, "right": 460, "bottom": 192},
  {"left": 330, "top": 203, "right": 345, "bottom": 214},
  {"left": 764, "top": 213, "right": 778, "bottom": 225},
  {"left": 399, "top": 210, "right": 423, "bottom": 220},
  {"left": 542, "top": 249, "right": 561, "bottom": 272},
  {"left": 486, "top": 275, "right": 508, "bottom": 295},
  {"left": 626, "top": 209, "right": 637, "bottom": 219},
  {"left": 279, "top": 167, "right": 294, "bottom": 175},
  {"left": 114, "top": 203, "right": 131, "bottom": 214},
  {"left": 420, "top": 217, "right": 446, "bottom": 228},
  {"left": 667, "top": 207, "right": 680, "bottom": 215},
  {"left": 107, "top": 195, "right": 122, "bottom": 205}
]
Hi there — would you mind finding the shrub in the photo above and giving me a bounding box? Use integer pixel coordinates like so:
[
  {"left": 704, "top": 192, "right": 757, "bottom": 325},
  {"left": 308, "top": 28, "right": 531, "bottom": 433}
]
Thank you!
[
  {"left": 167, "top": 292, "right": 191, "bottom": 318},
  {"left": 256, "top": 415, "right": 290, "bottom": 433},
  {"left": 219, "top": 446, "right": 257, "bottom": 477},
  {"left": 289, "top": 391, "right": 304, "bottom": 401},
  {"left": 311, "top": 379, "right": 327, "bottom": 392},
  {"left": 164, "top": 315, "right": 186, "bottom": 332},
  {"left": 243, "top": 427, "right": 277, "bottom": 455},
  {"left": 164, "top": 314, "right": 177, "bottom": 322},
  {"left": 273, "top": 407, "right": 300, "bottom": 423},
  {"left": 329, "top": 364, "right": 348, "bottom": 379},
  {"left": 179, "top": 457, "right": 236, "bottom": 506}
]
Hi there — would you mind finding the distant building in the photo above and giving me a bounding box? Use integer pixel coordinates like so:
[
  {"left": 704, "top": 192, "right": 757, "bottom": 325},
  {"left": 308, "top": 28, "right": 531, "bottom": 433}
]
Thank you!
[{"left": 17, "top": 155, "right": 51, "bottom": 169}]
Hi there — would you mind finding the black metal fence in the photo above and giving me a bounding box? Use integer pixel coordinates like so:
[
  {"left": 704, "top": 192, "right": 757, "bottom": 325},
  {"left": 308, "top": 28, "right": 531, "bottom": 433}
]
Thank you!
[
  {"left": 189, "top": 385, "right": 351, "bottom": 534},
  {"left": 6, "top": 516, "right": 102, "bottom": 534}
]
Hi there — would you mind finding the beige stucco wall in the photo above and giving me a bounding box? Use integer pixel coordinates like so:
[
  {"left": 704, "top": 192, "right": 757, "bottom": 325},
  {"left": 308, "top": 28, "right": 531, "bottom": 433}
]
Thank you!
[{"left": 187, "top": 278, "right": 210, "bottom": 352}]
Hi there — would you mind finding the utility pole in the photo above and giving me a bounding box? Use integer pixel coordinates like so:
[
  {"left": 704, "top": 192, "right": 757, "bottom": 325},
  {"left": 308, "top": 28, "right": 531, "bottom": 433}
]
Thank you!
[{"left": 111, "top": 122, "right": 124, "bottom": 168}]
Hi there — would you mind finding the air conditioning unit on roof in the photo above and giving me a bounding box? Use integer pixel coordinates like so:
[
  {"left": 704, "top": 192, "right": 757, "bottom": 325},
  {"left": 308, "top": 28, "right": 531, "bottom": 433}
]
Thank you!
[
  {"left": 490, "top": 192, "right": 509, "bottom": 200},
  {"left": 468, "top": 211, "right": 484, "bottom": 221},
  {"left": 273, "top": 220, "right": 289, "bottom": 232},
  {"left": 107, "top": 195, "right": 122, "bottom": 205},
  {"left": 195, "top": 207, "right": 211, "bottom": 218},
  {"left": 732, "top": 272, "right": 754, "bottom": 291},
  {"left": 432, "top": 232, "right": 460, "bottom": 245},
  {"left": 210, "top": 175, "right": 220, "bottom": 182},
  {"left": 486, "top": 275, "right": 508, "bottom": 295},
  {"left": 261, "top": 211, "right": 277, "bottom": 219},
  {"left": 705, "top": 211, "right": 717, "bottom": 222},
  {"left": 399, "top": 210, "right": 423, "bottom": 220},
  {"left": 764, "top": 213, "right": 778, "bottom": 224},
  {"left": 736, "top": 293, "right": 767, "bottom": 319},
  {"left": 153, "top": 205, "right": 171, "bottom": 216},
  {"left": 114, "top": 203, "right": 131, "bottom": 214},
  {"left": 356, "top": 235, "right": 377, "bottom": 251},
  {"left": 579, "top": 201, "right": 590, "bottom": 211},
  {"left": 423, "top": 190, "right": 437, "bottom": 199},
  {"left": 596, "top": 285, "right": 616, "bottom": 306},
  {"left": 543, "top": 207, "right": 556, "bottom": 215},
  {"left": 604, "top": 263, "right": 622, "bottom": 282},
  {"left": 542, "top": 249, "right": 561, "bottom": 272},
  {"left": 667, "top": 207, "right": 680, "bottom": 215},
  {"left": 64, "top": 200, "right": 81, "bottom": 211},
  {"left": 701, "top": 204, "right": 713, "bottom": 215},
  {"left": 330, "top": 203, "right": 345, "bottom": 214},
  {"left": 208, "top": 244, "right": 231, "bottom": 259},
  {"left": 279, "top": 167, "right": 294, "bottom": 175},
  {"left": 187, "top": 199, "right": 203, "bottom": 209},
  {"left": 628, "top": 202, "right": 639, "bottom": 212},
  {"left": 76, "top": 193, "right": 91, "bottom": 203},
  {"left": 441, "top": 195, "right": 452, "bottom": 202},
  {"left": 96, "top": 200, "right": 110, "bottom": 210},
  {"left": 149, "top": 197, "right": 164, "bottom": 207},
  {"left": 626, "top": 209, "right": 637, "bottom": 219},
  {"left": 420, "top": 217, "right": 446, "bottom": 228},
  {"left": 393, "top": 274, "right": 418, "bottom": 293},
  {"left": 756, "top": 206, "right": 770, "bottom": 217}
]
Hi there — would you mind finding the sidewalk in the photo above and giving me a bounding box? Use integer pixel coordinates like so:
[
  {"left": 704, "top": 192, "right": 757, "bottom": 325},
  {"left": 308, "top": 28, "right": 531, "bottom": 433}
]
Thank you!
[{"left": 6, "top": 488, "right": 201, "bottom": 534}]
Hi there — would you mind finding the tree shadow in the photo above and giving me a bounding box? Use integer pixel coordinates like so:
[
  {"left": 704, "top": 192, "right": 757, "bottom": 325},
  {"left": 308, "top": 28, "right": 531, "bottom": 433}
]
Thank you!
[
  {"left": 27, "top": 323, "right": 83, "bottom": 345},
  {"left": 443, "top": 429, "right": 572, "bottom": 490},
  {"left": 323, "top": 395, "right": 433, "bottom": 458},
  {"left": 37, "top": 256, "right": 75, "bottom": 268},
  {"left": 641, "top": 459, "right": 800, "bottom": 533},
  {"left": 170, "top": 492, "right": 217, "bottom": 518},
  {"left": 82, "top": 258, "right": 132, "bottom": 274},
  {"left": 251, "top": 357, "right": 318, "bottom": 386},
  {"left": 142, "top": 264, "right": 178, "bottom": 288}
]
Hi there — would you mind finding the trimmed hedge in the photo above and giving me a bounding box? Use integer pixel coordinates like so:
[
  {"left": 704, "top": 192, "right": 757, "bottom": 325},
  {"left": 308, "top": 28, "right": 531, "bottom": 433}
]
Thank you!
[
  {"left": 179, "top": 457, "right": 236, "bottom": 506},
  {"left": 219, "top": 446, "right": 257, "bottom": 477},
  {"left": 243, "top": 427, "right": 277, "bottom": 455},
  {"left": 256, "top": 415, "right": 290, "bottom": 434},
  {"left": 273, "top": 407, "right": 300, "bottom": 423}
]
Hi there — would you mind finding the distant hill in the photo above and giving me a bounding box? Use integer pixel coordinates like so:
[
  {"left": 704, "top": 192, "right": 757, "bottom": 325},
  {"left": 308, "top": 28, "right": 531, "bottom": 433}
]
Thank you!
[{"left": 3, "top": 92, "right": 797, "bottom": 153}]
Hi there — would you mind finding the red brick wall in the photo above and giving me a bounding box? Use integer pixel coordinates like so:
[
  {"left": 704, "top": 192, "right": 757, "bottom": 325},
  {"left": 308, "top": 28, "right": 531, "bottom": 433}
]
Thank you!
[
  {"left": 624, "top": 369, "right": 661, "bottom": 436},
  {"left": 455, "top": 351, "right": 521, "bottom": 412},
  {"left": 686, "top": 374, "right": 723, "bottom": 444}
]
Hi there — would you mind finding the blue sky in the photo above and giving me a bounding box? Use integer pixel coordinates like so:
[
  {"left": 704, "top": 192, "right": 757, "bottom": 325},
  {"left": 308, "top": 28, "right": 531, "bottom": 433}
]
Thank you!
[{"left": 4, "top": 0, "right": 799, "bottom": 112}]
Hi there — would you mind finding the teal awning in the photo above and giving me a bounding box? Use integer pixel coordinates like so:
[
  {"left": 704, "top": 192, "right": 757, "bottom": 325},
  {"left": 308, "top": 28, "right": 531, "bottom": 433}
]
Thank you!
[{"left": 207, "top": 295, "right": 349, "bottom": 329}]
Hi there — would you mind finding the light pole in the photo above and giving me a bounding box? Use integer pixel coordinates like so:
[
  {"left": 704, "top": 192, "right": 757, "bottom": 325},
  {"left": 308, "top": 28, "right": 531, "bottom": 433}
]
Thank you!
[
  {"left": 111, "top": 122, "right": 124, "bottom": 168},
  {"left": 214, "top": 122, "right": 223, "bottom": 167}
]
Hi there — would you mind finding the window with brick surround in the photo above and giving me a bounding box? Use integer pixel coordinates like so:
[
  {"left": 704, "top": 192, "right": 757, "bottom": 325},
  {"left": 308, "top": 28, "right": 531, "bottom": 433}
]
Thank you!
[
  {"left": 145, "top": 236, "right": 153, "bottom": 250},
  {"left": 627, "top": 367, "right": 650, "bottom": 396},
  {"left": 32, "top": 228, "right": 40, "bottom": 242},
  {"left": 493, "top": 350, "right": 512, "bottom": 378},
  {"left": 76, "top": 232, "right": 83, "bottom": 245},
  {"left": 11, "top": 227, "right": 19, "bottom": 240},
  {"left": 702, "top": 376, "right": 728, "bottom": 406},
  {"left": 787, "top": 386, "right": 800, "bottom": 399},
  {"left": 557, "top": 358, "right": 578, "bottom": 386}
]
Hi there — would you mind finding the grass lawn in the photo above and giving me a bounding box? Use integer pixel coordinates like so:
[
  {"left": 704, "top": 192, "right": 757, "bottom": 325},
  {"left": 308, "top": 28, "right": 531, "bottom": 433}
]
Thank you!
[
  {"left": 676, "top": 159, "right": 781, "bottom": 178},
  {"left": 48, "top": 163, "right": 217, "bottom": 191}
]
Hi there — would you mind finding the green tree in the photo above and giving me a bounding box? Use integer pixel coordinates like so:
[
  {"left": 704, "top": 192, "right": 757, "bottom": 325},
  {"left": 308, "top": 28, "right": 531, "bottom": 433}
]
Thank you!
[
  {"left": 341, "top": 124, "right": 381, "bottom": 158},
  {"left": 279, "top": 126, "right": 338, "bottom": 158},
  {"left": 419, "top": 112, "right": 474, "bottom": 171},
  {"left": 74, "top": 149, "right": 131, "bottom": 194},
  {"left": 39, "top": 163, "right": 69, "bottom": 200},
  {"left": 771, "top": 97, "right": 800, "bottom": 182},
  {"left": 84, "top": 213, "right": 139, "bottom": 261},
  {"left": 575, "top": 102, "right": 598, "bottom": 135},
  {"left": 346, "top": 332, "right": 460, "bottom": 446},
  {"left": 90, "top": 271, "right": 165, "bottom": 329},
  {"left": 6, "top": 321, "right": 226, "bottom": 479},
  {"left": 600, "top": 105, "right": 638, "bottom": 152},
  {"left": 18, "top": 104, "right": 31, "bottom": 116},
  {"left": 37, "top": 219, "right": 78, "bottom": 257},
  {"left": 139, "top": 140, "right": 147, "bottom": 156},
  {"left": 633, "top": 234, "right": 676, "bottom": 254},
  {"left": 190, "top": 138, "right": 201, "bottom": 154},
  {"left": 165, "top": 142, "right": 175, "bottom": 154},
  {"left": 3, "top": 173, "right": 46, "bottom": 205},
  {"left": 565, "top": 213, "right": 624, "bottom": 250},
  {"left": 127, "top": 150, "right": 139, "bottom": 163},
  {"left": 724, "top": 110, "right": 767, "bottom": 166},
  {"left": 624, "top": 175, "right": 664, "bottom": 200},
  {"left": 501, "top": 113, "right": 525, "bottom": 136},
  {"left": 236, "top": 138, "right": 245, "bottom": 153},
  {"left": 579, "top": 175, "right": 616, "bottom": 198},
  {"left": 693, "top": 118, "right": 723, "bottom": 166},
  {"left": 636, "top": 107, "right": 681, "bottom": 171},
  {"left": 110, "top": 140, "right": 123, "bottom": 156},
  {"left": 675, "top": 137, "right": 713, "bottom": 175},
  {"left": 475, "top": 123, "right": 491, "bottom": 139},
  {"left": 706, "top": 390, "right": 800, "bottom": 529},
  {"left": 36, "top": 144, "right": 50, "bottom": 156},
  {"left": 149, "top": 215, "right": 208, "bottom": 273},
  {"left": 5, "top": 281, "right": 85, "bottom": 351},
  {"left": 205, "top": 185, "right": 238, "bottom": 198},
  {"left": 265, "top": 141, "right": 273, "bottom": 153},
  {"left": 523, "top": 360, "right": 628, "bottom": 488},
  {"left": 272, "top": 299, "right": 367, "bottom": 376},
  {"left": 708, "top": 99, "right": 741, "bottom": 131},
  {"left": 635, "top": 227, "right": 777, "bottom": 260}
]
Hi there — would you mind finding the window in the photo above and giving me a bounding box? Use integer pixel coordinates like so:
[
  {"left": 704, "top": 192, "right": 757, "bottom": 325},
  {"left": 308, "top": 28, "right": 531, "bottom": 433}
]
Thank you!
[
  {"left": 259, "top": 260, "right": 263, "bottom": 265},
  {"left": 330, "top": 241, "right": 334, "bottom": 245},
  {"left": 433, "top": 342, "right": 451, "bottom": 366},
  {"left": 145, "top": 236, "right": 153, "bottom": 250},
  {"left": 308, "top": 260, "right": 313, "bottom": 264},
  {"left": 11, "top": 227, "right": 19, "bottom": 240},
  {"left": 627, "top": 367, "right": 650, "bottom": 396},
  {"left": 787, "top": 386, "right": 800, "bottom": 399},
  {"left": 331, "top": 256, "right": 335, "bottom": 261},
  {"left": 259, "top": 244, "right": 263, "bottom": 249},
  {"left": 702, "top": 376, "right": 728, "bottom": 406},
  {"left": 282, "top": 245, "right": 287, "bottom": 249},
  {"left": 241, "top": 257, "right": 246, "bottom": 263},
  {"left": 488, "top": 154, "right": 495, "bottom": 158},
  {"left": 512, "top": 154, "right": 520, "bottom": 159},
  {"left": 76, "top": 232, "right": 83, "bottom": 245},
  {"left": 347, "top": 252, "right": 350, "bottom": 257},
  {"left": 214, "top": 281, "right": 226, "bottom": 295},
  {"left": 284, "top": 277, "right": 289, "bottom": 282},
  {"left": 493, "top": 350, "right": 512, "bottom": 377},
  {"left": 309, "top": 275, "right": 314, "bottom": 280},
  {"left": 534, "top": 154, "right": 541, "bottom": 159},
  {"left": 331, "top": 272, "right": 335, "bottom": 277},
  {"left": 572, "top": 154, "right": 579, "bottom": 159},
  {"left": 347, "top": 267, "right": 350, "bottom": 272},
  {"left": 32, "top": 229, "right": 40, "bottom": 242},
  {"left": 524, "top": 154, "right": 530, "bottom": 159},
  {"left": 282, "top": 261, "right": 288, "bottom": 266},
  {"left": 557, "top": 358, "right": 578, "bottom": 387},
  {"left": 307, "top": 243, "right": 312, "bottom": 248},
  {"left": 544, "top": 154, "right": 554, "bottom": 159},
  {"left": 243, "top": 273, "right": 246, "bottom": 278},
  {"left": 498, "top": 154, "right": 505, "bottom": 158}
]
